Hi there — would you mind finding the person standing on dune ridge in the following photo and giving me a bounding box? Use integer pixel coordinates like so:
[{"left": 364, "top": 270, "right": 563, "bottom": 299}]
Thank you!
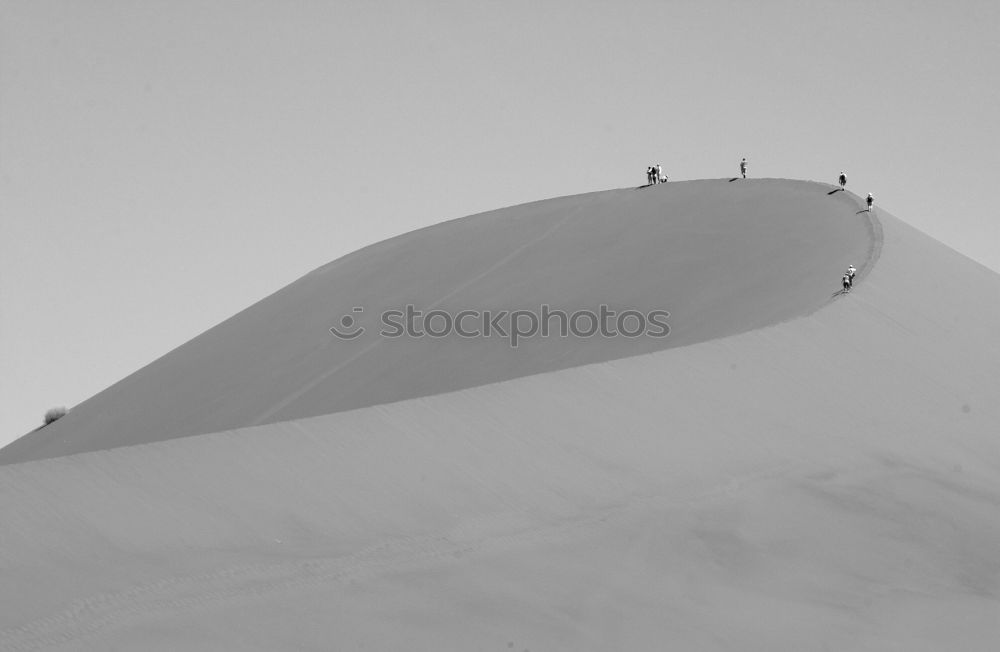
[
  {"left": 867, "top": 192, "right": 874, "bottom": 212},
  {"left": 740, "top": 158, "right": 748, "bottom": 179},
  {"left": 839, "top": 171, "right": 847, "bottom": 189}
]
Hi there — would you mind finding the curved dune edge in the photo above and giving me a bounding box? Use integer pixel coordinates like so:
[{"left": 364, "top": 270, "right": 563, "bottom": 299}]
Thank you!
[
  {"left": 1, "top": 205, "right": 999, "bottom": 649},
  {"left": 3, "top": 179, "right": 874, "bottom": 464},
  {"left": 241, "top": 183, "right": 886, "bottom": 436}
]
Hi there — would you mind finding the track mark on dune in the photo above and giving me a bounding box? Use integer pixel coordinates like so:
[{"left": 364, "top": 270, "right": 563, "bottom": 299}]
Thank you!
[
  {"left": 249, "top": 204, "right": 586, "bottom": 427},
  {"left": 856, "top": 207, "right": 884, "bottom": 285}
]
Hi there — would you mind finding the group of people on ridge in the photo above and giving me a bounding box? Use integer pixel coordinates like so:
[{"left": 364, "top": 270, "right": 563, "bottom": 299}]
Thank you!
[
  {"left": 645, "top": 160, "right": 875, "bottom": 216},
  {"left": 842, "top": 264, "right": 857, "bottom": 293},
  {"left": 646, "top": 164, "right": 667, "bottom": 185},
  {"left": 643, "top": 157, "right": 751, "bottom": 182},
  {"left": 642, "top": 160, "right": 875, "bottom": 295},
  {"left": 837, "top": 172, "right": 873, "bottom": 294},
  {"left": 839, "top": 171, "right": 875, "bottom": 211}
]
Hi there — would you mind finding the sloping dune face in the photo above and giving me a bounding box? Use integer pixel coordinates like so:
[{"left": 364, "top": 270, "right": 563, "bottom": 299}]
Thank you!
[
  {"left": 2, "top": 179, "right": 872, "bottom": 463},
  {"left": 1, "top": 200, "right": 999, "bottom": 650},
  {"left": 0, "top": 185, "right": 1000, "bottom": 652}
]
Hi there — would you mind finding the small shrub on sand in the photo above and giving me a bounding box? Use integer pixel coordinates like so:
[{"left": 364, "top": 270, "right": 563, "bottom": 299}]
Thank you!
[{"left": 44, "top": 406, "right": 68, "bottom": 425}]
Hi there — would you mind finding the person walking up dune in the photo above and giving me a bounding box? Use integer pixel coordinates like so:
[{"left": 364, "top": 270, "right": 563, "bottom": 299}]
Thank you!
[
  {"left": 842, "top": 273, "right": 852, "bottom": 293},
  {"left": 847, "top": 264, "right": 856, "bottom": 287},
  {"left": 839, "top": 172, "right": 847, "bottom": 189},
  {"left": 866, "top": 192, "right": 874, "bottom": 212},
  {"left": 740, "top": 158, "right": 748, "bottom": 179}
]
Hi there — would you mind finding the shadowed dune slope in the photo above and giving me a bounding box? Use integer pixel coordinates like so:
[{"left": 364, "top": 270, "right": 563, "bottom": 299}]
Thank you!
[
  {"left": 1, "top": 203, "right": 999, "bottom": 650},
  {"left": 2, "top": 179, "right": 873, "bottom": 464}
]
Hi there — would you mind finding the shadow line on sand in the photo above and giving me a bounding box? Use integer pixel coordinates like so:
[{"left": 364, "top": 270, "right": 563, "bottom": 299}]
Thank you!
[{"left": 825, "top": 195, "right": 882, "bottom": 304}]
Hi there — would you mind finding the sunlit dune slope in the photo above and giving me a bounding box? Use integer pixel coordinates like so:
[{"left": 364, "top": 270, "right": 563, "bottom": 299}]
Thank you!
[
  {"left": 1, "top": 179, "right": 872, "bottom": 464},
  {"left": 1, "top": 199, "right": 998, "bottom": 650}
]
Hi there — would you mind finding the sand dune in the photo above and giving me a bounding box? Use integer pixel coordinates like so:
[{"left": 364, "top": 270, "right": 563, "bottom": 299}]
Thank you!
[
  {"left": 1, "top": 181, "right": 998, "bottom": 650},
  {"left": 1, "top": 179, "right": 871, "bottom": 464}
]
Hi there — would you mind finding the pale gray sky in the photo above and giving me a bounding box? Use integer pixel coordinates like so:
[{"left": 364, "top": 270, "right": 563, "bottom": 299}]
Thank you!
[{"left": 3, "top": 0, "right": 999, "bottom": 447}]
